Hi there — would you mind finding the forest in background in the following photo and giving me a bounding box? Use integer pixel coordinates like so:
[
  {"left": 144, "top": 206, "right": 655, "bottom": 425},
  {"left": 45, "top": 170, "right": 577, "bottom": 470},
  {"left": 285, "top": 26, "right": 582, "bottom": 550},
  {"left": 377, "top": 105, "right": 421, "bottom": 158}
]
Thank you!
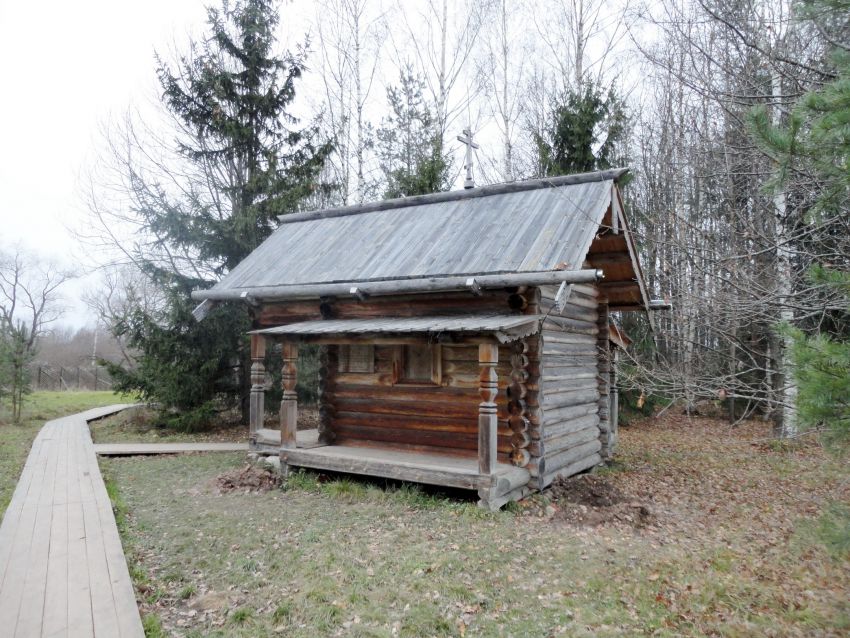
[{"left": 4, "top": 0, "right": 842, "bottom": 439}]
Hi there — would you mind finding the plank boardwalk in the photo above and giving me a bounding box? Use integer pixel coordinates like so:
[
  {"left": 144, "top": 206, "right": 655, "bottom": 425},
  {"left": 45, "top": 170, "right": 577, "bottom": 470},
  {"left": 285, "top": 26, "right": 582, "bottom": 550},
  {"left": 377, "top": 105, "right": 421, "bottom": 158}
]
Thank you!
[
  {"left": 0, "top": 405, "right": 144, "bottom": 638},
  {"left": 94, "top": 442, "right": 246, "bottom": 456}
]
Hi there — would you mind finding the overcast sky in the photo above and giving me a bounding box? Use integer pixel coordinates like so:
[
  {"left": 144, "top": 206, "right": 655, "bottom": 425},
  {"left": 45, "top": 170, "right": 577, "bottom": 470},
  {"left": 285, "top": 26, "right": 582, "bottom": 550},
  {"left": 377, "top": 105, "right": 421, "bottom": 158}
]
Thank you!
[{"left": 0, "top": 0, "right": 316, "bottom": 327}]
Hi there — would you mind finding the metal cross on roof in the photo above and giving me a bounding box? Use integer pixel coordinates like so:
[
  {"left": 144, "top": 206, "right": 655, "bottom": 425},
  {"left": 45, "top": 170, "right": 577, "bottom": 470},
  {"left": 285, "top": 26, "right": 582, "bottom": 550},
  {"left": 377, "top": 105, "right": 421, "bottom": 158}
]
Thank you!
[{"left": 457, "top": 127, "right": 480, "bottom": 189}]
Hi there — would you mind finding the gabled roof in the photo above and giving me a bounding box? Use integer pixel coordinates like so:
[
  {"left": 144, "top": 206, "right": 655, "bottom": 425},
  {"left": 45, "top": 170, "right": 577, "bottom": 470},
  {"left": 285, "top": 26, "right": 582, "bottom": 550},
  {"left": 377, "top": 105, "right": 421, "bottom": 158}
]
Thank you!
[{"left": 192, "top": 168, "right": 647, "bottom": 307}]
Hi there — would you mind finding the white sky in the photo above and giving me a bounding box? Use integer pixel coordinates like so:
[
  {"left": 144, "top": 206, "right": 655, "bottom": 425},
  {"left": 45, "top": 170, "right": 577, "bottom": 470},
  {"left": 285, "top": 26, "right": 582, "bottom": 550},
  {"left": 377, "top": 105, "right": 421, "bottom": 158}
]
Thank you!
[
  {"left": 0, "top": 0, "right": 639, "bottom": 329},
  {"left": 0, "top": 0, "right": 314, "bottom": 327}
]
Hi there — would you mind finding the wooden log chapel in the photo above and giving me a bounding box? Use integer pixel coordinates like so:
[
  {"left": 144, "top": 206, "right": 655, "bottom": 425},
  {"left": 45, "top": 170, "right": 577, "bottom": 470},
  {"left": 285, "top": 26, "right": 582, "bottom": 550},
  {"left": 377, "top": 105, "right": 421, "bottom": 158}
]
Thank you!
[{"left": 192, "top": 168, "right": 652, "bottom": 509}]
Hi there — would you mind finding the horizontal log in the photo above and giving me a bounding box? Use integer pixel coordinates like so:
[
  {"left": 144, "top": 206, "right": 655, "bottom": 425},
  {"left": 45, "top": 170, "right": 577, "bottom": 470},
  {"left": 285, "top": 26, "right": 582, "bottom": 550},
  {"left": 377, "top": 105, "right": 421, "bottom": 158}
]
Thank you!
[
  {"left": 257, "top": 292, "right": 513, "bottom": 322},
  {"left": 571, "top": 284, "right": 600, "bottom": 299},
  {"left": 200, "top": 269, "right": 603, "bottom": 302},
  {"left": 529, "top": 453, "right": 602, "bottom": 490},
  {"left": 542, "top": 344, "right": 598, "bottom": 356},
  {"left": 542, "top": 388, "right": 599, "bottom": 411},
  {"left": 333, "top": 396, "right": 509, "bottom": 420},
  {"left": 543, "top": 383, "right": 599, "bottom": 403},
  {"left": 556, "top": 305, "right": 598, "bottom": 323},
  {"left": 334, "top": 411, "right": 509, "bottom": 434},
  {"left": 542, "top": 414, "right": 600, "bottom": 441},
  {"left": 333, "top": 424, "right": 513, "bottom": 453},
  {"left": 542, "top": 333, "right": 597, "bottom": 345},
  {"left": 542, "top": 316, "right": 599, "bottom": 334},
  {"left": 545, "top": 372, "right": 598, "bottom": 385},
  {"left": 542, "top": 403, "right": 598, "bottom": 426},
  {"left": 530, "top": 423, "right": 599, "bottom": 456},
  {"left": 543, "top": 440, "right": 602, "bottom": 476}
]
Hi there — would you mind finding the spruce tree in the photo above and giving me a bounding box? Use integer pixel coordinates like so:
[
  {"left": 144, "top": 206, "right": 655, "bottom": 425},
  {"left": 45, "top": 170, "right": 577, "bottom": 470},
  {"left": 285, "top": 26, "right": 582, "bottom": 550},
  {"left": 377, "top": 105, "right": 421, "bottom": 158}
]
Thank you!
[
  {"left": 106, "top": 0, "right": 332, "bottom": 428},
  {"left": 535, "top": 81, "right": 628, "bottom": 177}
]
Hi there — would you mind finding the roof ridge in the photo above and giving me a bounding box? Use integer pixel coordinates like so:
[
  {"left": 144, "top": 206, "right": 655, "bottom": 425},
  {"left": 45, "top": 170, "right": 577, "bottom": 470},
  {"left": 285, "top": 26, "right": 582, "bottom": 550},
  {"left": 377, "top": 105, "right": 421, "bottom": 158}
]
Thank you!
[{"left": 277, "top": 167, "right": 629, "bottom": 225}]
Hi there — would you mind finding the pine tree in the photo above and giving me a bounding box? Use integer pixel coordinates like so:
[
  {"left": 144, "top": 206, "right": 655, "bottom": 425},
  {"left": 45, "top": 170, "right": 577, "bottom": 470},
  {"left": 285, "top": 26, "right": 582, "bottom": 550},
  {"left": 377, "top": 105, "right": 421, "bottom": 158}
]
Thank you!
[
  {"left": 750, "top": 0, "right": 850, "bottom": 447},
  {"left": 377, "top": 68, "right": 451, "bottom": 198},
  {"left": 105, "top": 0, "right": 332, "bottom": 427}
]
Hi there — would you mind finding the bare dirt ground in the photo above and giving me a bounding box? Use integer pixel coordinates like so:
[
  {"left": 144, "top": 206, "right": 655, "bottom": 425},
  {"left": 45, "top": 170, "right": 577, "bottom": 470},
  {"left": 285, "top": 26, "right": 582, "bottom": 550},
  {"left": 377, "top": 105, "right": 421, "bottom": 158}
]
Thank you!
[{"left": 101, "top": 412, "right": 849, "bottom": 637}]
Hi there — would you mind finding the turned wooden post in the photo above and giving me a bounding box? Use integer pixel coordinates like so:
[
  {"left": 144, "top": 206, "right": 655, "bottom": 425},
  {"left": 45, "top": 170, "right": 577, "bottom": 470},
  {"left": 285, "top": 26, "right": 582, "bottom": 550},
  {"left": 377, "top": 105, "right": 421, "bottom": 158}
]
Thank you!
[
  {"left": 280, "top": 341, "right": 298, "bottom": 449},
  {"left": 248, "top": 334, "right": 266, "bottom": 445},
  {"left": 478, "top": 343, "right": 499, "bottom": 476}
]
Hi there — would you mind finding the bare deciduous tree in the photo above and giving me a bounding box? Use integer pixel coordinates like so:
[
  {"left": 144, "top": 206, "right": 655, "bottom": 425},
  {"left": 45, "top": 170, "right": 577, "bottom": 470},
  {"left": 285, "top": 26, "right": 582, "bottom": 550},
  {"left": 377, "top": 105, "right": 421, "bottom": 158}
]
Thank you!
[{"left": 0, "top": 248, "right": 70, "bottom": 421}]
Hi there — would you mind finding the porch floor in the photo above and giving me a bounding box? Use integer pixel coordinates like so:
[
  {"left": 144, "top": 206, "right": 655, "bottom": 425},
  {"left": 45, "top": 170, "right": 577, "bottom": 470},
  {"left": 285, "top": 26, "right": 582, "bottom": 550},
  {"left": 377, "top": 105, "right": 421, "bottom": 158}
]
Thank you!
[{"left": 255, "top": 428, "right": 529, "bottom": 494}]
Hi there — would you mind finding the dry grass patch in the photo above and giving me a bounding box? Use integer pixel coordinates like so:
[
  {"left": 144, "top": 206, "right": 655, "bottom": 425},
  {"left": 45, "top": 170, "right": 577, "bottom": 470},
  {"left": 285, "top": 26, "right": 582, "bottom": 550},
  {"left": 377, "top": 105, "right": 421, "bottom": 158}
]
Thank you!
[{"left": 103, "top": 413, "right": 849, "bottom": 637}]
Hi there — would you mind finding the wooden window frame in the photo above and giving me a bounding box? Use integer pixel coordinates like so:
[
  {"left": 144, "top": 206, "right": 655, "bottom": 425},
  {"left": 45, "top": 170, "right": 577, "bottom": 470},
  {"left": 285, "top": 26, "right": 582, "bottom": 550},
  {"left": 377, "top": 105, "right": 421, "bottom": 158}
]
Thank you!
[
  {"left": 338, "top": 344, "right": 375, "bottom": 374},
  {"left": 392, "top": 343, "right": 442, "bottom": 385}
]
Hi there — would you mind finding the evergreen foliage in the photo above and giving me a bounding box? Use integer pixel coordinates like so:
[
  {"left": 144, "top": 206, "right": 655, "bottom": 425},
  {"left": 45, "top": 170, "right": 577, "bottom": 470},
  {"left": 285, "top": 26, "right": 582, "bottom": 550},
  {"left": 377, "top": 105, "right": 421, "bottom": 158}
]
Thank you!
[
  {"left": 377, "top": 68, "right": 451, "bottom": 198},
  {"left": 107, "top": 0, "right": 331, "bottom": 426},
  {"left": 750, "top": 0, "right": 850, "bottom": 447},
  {"left": 535, "top": 81, "right": 628, "bottom": 177},
  {"left": 0, "top": 322, "right": 35, "bottom": 423},
  {"left": 105, "top": 280, "right": 248, "bottom": 432},
  {"left": 152, "top": 0, "right": 333, "bottom": 277}
]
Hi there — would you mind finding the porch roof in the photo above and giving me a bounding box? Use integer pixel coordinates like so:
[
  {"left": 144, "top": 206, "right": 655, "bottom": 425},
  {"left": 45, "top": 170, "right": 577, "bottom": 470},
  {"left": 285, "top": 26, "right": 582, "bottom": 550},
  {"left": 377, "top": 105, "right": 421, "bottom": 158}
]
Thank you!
[{"left": 250, "top": 314, "right": 543, "bottom": 343}]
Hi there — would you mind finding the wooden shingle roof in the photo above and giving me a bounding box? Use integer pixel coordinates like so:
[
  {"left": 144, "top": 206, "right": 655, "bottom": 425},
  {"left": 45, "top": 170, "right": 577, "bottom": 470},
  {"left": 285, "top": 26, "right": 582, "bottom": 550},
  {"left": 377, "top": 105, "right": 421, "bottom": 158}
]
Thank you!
[{"left": 192, "top": 168, "right": 646, "bottom": 307}]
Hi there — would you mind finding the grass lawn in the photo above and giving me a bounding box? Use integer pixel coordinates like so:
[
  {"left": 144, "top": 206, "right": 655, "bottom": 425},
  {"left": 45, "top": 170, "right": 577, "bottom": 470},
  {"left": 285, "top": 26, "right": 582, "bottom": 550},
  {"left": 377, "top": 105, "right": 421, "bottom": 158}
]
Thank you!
[
  {"left": 103, "top": 414, "right": 849, "bottom": 638},
  {"left": 89, "top": 406, "right": 248, "bottom": 445},
  {"left": 0, "top": 390, "right": 133, "bottom": 515}
]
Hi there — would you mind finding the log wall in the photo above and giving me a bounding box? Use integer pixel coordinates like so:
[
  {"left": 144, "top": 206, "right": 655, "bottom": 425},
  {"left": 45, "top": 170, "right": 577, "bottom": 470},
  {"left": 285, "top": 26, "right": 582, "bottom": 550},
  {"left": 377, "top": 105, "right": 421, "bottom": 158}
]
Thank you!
[
  {"left": 325, "top": 343, "right": 514, "bottom": 460},
  {"left": 531, "top": 284, "right": 604, "bottom": 489},
  {"left": 255, "top": 292, "right": 520, "bottom": 461}
]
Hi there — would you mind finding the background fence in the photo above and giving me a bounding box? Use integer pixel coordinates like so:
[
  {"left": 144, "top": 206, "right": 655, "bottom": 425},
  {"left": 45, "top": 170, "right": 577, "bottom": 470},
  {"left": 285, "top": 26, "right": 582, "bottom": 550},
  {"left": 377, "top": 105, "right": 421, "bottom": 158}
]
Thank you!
[{"left": 29, "top": 364, "right": 115, "bottom": 391}]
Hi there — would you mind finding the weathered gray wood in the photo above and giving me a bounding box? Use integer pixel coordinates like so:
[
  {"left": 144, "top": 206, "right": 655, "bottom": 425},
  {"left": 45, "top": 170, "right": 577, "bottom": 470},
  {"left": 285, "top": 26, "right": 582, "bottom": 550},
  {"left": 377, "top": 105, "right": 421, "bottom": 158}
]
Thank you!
[
  {"left": 279, "top": 341, "right": 298, "bottom": 450},
  {"left": 484, "top": 485, "right": 532, "bottom": 510},
  {"left": 542, "top": 333, "right": 597, "bottom": 345},
  {"left": 94, "top": 442, "right": 247, "bottom": 456},
  {"left": 530, "top": 423, "right": 600, "bottom": 457},
  {"left": 543, "top": 439, "right": 602, "bottom": 476},
  {"left": 542, "top": 386, "right": 599, "bottom": 409},
  {"left": 542, "top": 315, "right": 599, "bottom": 334},
  {"left": 249, "top": 334, "right": 266, "bottom": 444},
  {"left": 541, "top": 414, "right": 601, "bottom": 441},
  {"left": 529, "top": 453, "right": 603, "bottom": 489},
  {"left": 0, "top": 405, "right": 144, "bottom": 638},
  {"left": 541, "top": 403, "right": 597, "bottom": 427},
  {"left": 542, "top": 343, "right": 598, "bottom": 356},
  {"left": 478, "top": 343, "right": 499, "bottom": 476},
  {"left": 198, "top": 269, "right": 604, "bottom": 302},
  {"left": 273, "top": 168, "right": 627, "bottom": 223},
  {"left": 281, "top": 446, "right": 511, "bottom": 490}
]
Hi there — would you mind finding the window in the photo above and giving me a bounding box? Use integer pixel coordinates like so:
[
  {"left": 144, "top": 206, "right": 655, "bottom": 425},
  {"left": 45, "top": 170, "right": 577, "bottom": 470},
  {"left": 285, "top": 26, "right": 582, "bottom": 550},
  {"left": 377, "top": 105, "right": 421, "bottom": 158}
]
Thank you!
[
  {"left": 338, "top": 345, "right": 374, "bottom": 373},
  {"left": 396, "top": 344, "right": 441, "bottom": 384}
]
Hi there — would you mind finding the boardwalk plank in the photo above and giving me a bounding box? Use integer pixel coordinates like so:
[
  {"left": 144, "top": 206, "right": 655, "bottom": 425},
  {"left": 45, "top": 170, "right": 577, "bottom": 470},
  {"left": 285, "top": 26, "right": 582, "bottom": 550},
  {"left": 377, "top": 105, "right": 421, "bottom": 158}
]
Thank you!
[{"left": 0, "top": 405, "right": 144, "bottom": 638}]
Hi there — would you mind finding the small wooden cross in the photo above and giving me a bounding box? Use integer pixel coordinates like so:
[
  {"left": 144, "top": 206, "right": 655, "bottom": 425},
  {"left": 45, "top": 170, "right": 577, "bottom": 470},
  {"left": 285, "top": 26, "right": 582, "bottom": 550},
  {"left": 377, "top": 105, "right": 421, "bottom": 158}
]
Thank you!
[{"left": 457, "top": 127, "right": 480, "bottom": 189}]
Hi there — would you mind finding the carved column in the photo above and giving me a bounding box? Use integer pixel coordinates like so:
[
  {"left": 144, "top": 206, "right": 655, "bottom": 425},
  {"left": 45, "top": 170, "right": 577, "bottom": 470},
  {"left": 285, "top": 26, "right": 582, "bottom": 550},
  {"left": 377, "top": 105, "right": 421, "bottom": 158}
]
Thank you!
[
  {"left": 478, "top": 343, "right": 499, "bottom": 476},
  {"left": 248, "top": 334, "right": 266, "bottom": 446},
  {"left": 280, "top": 341, "right": 298, "bottom": 450},
  {"left": 596, "top": 299, "right": 612, "bottom": 460}
]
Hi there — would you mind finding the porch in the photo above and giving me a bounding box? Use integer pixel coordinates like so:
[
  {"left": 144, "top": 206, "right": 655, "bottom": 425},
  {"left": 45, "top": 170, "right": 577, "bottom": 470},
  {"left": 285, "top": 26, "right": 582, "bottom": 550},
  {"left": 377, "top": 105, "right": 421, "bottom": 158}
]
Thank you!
[
  {"left": 246, "top": 315, "right": 541, "bottom": 509},
  {"left": 255, "top": 427, "right": 529, "bottom": 508}
]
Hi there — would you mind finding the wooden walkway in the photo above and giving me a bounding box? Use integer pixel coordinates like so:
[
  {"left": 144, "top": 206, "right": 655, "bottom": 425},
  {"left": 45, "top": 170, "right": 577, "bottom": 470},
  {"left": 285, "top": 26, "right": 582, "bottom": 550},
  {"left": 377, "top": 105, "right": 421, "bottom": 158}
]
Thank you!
[
  {"left": 94, "top": 442, "right": 246, "bottom": 456},
  {"left": 0, "top": 405, "right": 144, "bottom": 638}
]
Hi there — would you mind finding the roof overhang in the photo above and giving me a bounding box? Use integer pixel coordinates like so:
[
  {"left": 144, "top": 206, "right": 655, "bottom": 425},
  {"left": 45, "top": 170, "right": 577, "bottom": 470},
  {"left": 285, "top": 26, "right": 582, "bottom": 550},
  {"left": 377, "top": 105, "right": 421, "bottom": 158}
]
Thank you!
[
  {"left": 250, "top": 315, "right": 543, "bottom": 344},
  {"left": 192, "top": 268, "right": 604, "bottom": 304}
]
